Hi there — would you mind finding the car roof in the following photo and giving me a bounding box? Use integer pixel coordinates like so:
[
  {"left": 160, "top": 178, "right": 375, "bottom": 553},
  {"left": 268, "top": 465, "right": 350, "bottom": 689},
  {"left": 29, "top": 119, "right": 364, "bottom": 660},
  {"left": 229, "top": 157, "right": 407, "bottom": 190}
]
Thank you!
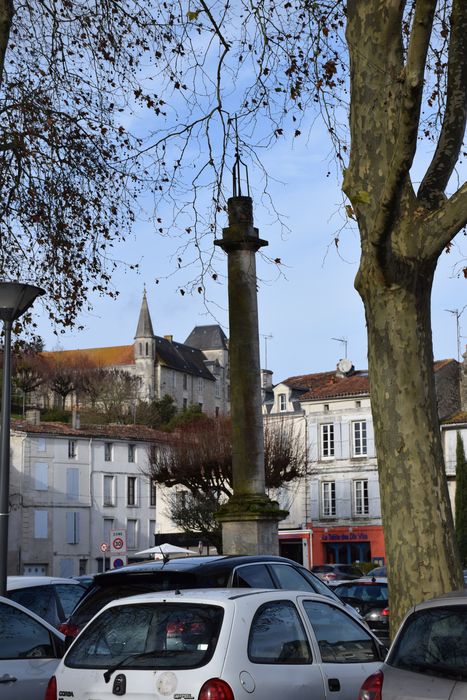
[
  {"left": 335, "top": 577, "right": 388, "bottom": 585},
  {"left": 97, "top": 587, "right": 340, "bottom": 611},
  {"left": 7, "top": 576, "right": 82, "bottom": 590},
  {"left": 413, "top": 589, "right": 467, "bottom": 611},
  {"left": 93, "top": 554, "right": 309, "bottom": 580},
  {"left": 0, "top": 594, "right": 66, "bottom": 638}
]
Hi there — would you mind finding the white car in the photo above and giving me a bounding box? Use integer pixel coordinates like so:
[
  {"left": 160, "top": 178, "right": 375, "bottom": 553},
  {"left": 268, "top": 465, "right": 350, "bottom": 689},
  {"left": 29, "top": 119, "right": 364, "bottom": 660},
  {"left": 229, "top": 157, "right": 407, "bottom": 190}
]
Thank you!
[
  {"left": 0, "top": 595, "right": 65, "bottom": 700},
  {"left": 359, "top": 590, "right": 467, "bottom": 699},
  {"left": 7, "top": 576, "right": 87, "bottom": 628},
  {"left": 47, "top": 588, "right": 385, "bottom": 700}
]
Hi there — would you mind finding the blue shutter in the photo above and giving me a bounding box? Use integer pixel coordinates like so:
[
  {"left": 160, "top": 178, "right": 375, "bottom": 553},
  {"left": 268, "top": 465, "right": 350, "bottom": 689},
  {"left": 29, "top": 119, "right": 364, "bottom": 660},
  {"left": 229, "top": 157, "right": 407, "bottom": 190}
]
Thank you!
[
  {"left": 67, "top": 468, "right": 79, "bottom": 500},
  {"left": 34, "top": 462, "right": 48, "bottom": 490}
]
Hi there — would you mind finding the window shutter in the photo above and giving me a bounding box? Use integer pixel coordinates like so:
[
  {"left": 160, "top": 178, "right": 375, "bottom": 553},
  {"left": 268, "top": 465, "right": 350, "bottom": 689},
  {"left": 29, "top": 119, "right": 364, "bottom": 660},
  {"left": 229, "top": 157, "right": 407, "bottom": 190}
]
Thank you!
[
  {"left": 333, "top": 422, "right": 342, "bottom": 459},
  {"left": 340, "top": 419, "right": 350, "bottom": 458},
  {"left": 67, "top": 468, "right": 79, "bottom": 500},
  {"left": 34, "top": 510, "right": 48, "bottom": 538},
  {"left": 366, "top": 420, "right": 375, "bottom": 457},
  {"left": 308, "top": 421, "right": 318, "bottom": 462},
  {"left": 34, "top": 462, "right": 48, "bottom": 490}
]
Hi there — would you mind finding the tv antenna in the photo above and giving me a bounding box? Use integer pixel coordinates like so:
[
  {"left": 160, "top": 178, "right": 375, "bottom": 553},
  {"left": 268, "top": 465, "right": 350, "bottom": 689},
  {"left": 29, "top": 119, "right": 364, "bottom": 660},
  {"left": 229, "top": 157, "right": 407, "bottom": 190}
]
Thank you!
[
  {"left": 332, "top": 336, "right": 348, "bottom": 358},
  {"left": 445, "top": 306, "right": 467, "bottom": 362},
  {"left": 261, "top": 333, "right": 273, "bottom": 369}
]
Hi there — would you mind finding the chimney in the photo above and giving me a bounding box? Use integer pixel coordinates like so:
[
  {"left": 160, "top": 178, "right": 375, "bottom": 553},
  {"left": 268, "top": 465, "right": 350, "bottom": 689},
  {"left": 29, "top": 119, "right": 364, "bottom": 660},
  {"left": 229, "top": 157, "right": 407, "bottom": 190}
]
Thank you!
[
  {"left": 25, "top": 409, "right": 41, "bottom": 425},
  {"left": 164, "top": 335, "right": 173, "bottom": 343},
  {"left": 261, "top": 369, "right": 273, "bottom": 390},
  {"left": 72, "top": 410, "right": 81, "bottom": 430}
]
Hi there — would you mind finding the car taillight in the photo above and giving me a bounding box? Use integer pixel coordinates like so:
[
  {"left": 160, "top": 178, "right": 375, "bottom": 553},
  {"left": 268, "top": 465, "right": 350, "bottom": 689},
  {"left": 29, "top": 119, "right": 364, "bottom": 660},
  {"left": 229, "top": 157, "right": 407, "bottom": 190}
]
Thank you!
[
  {"left": 45, "top": 676, "right": 57, "bottom": 700},
  {"left": 358, "top": 670, "right": 383, "bottom": 700},
  {"left": 382, "top": 607, "right": 389, "bottom": 616},
  {"left": 198, "top": 678, "right": 234, "bottom": 700},
  {"left": 57, "top": 622, "right": 80, "bottom": 637}
]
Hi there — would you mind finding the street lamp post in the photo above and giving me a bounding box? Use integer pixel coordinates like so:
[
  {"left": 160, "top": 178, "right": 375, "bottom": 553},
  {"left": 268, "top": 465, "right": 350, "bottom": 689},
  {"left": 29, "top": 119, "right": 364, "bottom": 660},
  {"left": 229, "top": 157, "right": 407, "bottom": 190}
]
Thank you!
[{"left": 0, "top": 282, "right": 45, "bottom": 595}]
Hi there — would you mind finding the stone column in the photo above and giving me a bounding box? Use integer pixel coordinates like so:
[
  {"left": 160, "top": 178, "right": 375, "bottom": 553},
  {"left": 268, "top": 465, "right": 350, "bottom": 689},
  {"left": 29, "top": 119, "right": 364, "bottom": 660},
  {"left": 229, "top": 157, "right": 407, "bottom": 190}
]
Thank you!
[{"left": 214, "top": 196, "right": 287, "bottom": 554}]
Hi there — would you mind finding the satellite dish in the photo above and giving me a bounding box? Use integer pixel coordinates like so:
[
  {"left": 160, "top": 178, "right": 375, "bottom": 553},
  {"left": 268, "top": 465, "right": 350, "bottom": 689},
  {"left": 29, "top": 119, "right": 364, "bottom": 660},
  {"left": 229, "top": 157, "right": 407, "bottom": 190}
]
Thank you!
[{"left": 337, "top": 358, "right": 353, "bottom": 375}]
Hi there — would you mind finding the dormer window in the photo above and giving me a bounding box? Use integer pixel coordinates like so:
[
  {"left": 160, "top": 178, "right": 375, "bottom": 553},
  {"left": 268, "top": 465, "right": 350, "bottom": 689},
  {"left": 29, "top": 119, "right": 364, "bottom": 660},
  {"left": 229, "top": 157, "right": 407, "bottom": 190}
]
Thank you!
[{"left": 279, "top": 393, "right": 287, "bottom": 412}]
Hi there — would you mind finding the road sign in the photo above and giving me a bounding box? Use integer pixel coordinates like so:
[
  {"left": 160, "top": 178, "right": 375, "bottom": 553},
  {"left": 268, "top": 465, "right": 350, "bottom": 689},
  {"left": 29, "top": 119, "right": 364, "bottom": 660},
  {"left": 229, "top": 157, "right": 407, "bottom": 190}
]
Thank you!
[
  {"left": 100, "top": 542, "right": 109, "bottom": 553},
  {"left": 110, "top": 529, "right": 127, "bottom": 554},
  {"left": 111, "top": 555, "right": 127, "bottom": 569}
]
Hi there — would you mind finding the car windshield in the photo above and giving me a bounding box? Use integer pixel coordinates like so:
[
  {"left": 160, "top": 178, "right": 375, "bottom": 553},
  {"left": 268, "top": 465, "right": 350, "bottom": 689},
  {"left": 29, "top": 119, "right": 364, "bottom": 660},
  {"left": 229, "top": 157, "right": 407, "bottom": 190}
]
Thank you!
[
  {"left": 70, "top": 572, "right": 198, "bottom": 627},
  {"left": 389, "top": 605, "right": 467, "bottom": 681},
  {"left": 65, "top": 602, "right": 224, "bottom": 671},
  {"left": 334, "top": 584, "right": 388, "bottom": 602}
]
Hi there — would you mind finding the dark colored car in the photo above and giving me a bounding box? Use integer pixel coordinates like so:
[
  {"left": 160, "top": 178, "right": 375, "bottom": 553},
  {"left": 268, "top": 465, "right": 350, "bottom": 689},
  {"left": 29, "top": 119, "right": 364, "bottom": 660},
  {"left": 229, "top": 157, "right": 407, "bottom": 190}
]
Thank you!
[
  {"left": 311, "top": 564, "right": 364, "bottom": 583},
  {"left": 367, "top": 565, "right": 387, "bottom": 577},
  {"left": 58, "top": 555, "right": 354, "bottom": 639},
  {"left": 333, "top": 578, "right": 389, "bottom": 645}
]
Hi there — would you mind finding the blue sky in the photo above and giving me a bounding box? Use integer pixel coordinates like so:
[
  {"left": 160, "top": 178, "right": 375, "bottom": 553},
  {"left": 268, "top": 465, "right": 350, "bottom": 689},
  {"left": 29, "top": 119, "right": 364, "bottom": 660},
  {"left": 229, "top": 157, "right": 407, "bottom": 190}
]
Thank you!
[{"left": 34, "top": 120, "right": 466, "bottom": 384}]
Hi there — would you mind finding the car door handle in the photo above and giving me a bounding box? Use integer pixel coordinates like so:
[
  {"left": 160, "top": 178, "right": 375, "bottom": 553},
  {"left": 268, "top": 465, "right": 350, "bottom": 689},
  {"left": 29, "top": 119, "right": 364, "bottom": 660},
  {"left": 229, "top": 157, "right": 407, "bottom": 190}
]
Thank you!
[
  {"left": 0, "top": 674, "right": 17, "bottom": 683},
  {"left": 328, "top": 678, "right": 341, "bottom": 692}
]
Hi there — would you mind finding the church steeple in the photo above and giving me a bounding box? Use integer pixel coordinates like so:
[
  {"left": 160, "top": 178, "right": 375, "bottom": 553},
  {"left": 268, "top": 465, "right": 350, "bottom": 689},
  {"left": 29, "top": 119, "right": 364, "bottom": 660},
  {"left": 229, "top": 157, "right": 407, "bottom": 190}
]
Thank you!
[{"left": 134, "top": 287, "right": 154, "bottom": 339}]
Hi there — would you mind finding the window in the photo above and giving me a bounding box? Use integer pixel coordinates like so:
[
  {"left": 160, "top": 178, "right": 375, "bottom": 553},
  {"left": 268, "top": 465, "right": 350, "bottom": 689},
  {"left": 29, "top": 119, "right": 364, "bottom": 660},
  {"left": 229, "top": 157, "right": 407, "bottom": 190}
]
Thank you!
[
  {"left": 322, "top": 481, "right": 336, "bottom": 517},
  {"left": 302, "top": 601, "right": 378, "bottom": 663},
  {"left": 183, "top": 374, "right": 188, "bottom": 390},
  {"left": 128, "top": 444, "right": 136, "bottom": 463},
  {"left": 215, "top": 378, "right": 221, "bottom": 398},
  {"left": 279, "top": 393, "right": 287, "bottom": 412},
  {"left": 0, "top": 601, "right": 53, "bottom": 659},
  {"left": 145, "top": 342, "right": 149, "bottom": 356},
  {"left": 34, "top": 510, "right": 48, "bottom": 539},
  {"left": 127, "top": 476, "right": 137, "bottom": 506},
  {"left": 127, "top": 519, "right": 138, "bottom": 549},
  {"left": 233, "top": 564, "right": 275, "bottom": 588},
  {"left": 104, "top": 442, "right": 113, "bottom": 462},
  {"left": 149, "top": 519, "right": 156, "bottom": 541},
  {"left": 150, "top": 480, "right": 157, "bottom": 507},
  {"left": 33, "top": 462, "right": 48, "bottom": 491},
  {"left": 198, "top": 402, "right": 203, "bottom": 411},
  {"left": 352, "top": 421, "right": 367, "bottom": 456},
  {"left": 103, "top": 475, "right": 115, "bottom": 506},
  {"left": 198, "top": 377, "right": 204, "bottom": 393},
  {"left": 68, "top": 440, "right": 77, "bottom": 458},
  {"left": 66, "top": 512, "right": 80, "bottom": 544},
  {"left": 248, "top": 601, "right": 312, "bottom": 664},
  {"left": 175, "top": 490, "right": 189, "bottom": 509},
  {"left": 66, "top": 468, "right": 79, "bottom": 501},
  {"left": 321, "top": 424, "right": 335, "bottom": 458},
  {"left": 354, "top": 480, "right": 369, "bottom": 515},
  {"left": 183, "top": 398, "right": 188, "bottom": 410},
  {"left": 323, "top": 404, "right": 329, "bottom": 412},
  {"left": 355, "top": 400, "right": 361, "bottom": 408}
]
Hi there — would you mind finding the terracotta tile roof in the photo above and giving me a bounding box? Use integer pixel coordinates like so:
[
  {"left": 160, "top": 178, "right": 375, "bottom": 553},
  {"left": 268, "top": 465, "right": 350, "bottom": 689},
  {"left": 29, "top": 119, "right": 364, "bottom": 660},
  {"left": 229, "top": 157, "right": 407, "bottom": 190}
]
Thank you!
[
  {"left": 41, "top": 345, "right": 135, "bottom": 367},
  {"left": 442, "top": 411, "right": 467, "bottom": 425},
  {"left": 280, "top": 359, "right": 456, "bottom": 402},
  {"left": 12, "top": 420, "right": 170, "bottom": 443}
]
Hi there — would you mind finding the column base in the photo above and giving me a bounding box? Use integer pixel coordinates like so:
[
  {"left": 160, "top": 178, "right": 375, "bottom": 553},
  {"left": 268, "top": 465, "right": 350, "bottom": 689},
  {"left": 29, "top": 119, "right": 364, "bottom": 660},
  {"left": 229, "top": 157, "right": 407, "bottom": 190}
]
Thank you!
[{"left": 215, "top": 494, "right": 288, "bottom": 555}]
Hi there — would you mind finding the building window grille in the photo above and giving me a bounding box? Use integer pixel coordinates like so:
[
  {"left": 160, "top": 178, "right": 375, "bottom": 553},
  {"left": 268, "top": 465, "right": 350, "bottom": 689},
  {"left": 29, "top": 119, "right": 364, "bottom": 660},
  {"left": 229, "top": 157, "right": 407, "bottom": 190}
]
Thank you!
[
  {"left": 127, "top": 476, "right": 137, "bottom": 506},
  {"left": 321, "top": 482, "right": 336, "bottom": 517},
  {"left": 354, "top": 480, "right": 369, "bottom": 515},
  {"left": 352, "top": 421, "right": 367, "bottom": 456}
]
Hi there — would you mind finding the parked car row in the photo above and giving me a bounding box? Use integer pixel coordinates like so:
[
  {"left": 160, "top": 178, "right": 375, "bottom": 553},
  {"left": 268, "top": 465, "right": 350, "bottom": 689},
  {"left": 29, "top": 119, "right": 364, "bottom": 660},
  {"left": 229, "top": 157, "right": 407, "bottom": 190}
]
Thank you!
[{"left": 4, "top": 560, "right": 467, "bottom": 700}]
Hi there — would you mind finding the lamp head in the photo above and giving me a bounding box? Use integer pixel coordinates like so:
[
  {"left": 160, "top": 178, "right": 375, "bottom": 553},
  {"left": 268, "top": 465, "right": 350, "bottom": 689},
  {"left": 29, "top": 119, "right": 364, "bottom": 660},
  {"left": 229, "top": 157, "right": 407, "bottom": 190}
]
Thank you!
[{"left": 0, "top": 282, "right": 45, "bottom": 323}]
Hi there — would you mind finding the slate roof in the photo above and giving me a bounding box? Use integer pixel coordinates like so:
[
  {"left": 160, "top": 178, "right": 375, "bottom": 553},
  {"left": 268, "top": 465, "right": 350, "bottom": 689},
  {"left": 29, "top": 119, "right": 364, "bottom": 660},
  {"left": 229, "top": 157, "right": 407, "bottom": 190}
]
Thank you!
[
  {"left": 12, "top": 420, "right": 170, "bottom": 442},
  {"left": 184, "top": 325, "right": 228, "bottom": 351},
  {"left": 155, "top": 336, "right": 215, "bottom": 380},
  {"left": 134, "top": 290, "right": 154, "bottom": 338}
]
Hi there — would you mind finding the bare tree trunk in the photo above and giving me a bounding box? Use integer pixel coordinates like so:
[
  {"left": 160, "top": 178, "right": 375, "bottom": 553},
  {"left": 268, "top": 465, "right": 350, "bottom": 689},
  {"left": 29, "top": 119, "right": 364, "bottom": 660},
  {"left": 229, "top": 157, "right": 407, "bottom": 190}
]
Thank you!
[
  {"left": 357, "top": 244, "right": 462, "bottom": 636},
  {"left": 344, "top": 0, "right": 465, "bottom": 633},
  {"left": 0, "top": 0, "right": 13, "bottom": 84}
]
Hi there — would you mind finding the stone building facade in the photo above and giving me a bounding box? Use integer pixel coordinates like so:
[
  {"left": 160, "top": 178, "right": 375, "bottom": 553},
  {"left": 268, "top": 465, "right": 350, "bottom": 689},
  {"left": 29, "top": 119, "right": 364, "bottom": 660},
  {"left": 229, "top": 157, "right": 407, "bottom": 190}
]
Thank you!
[{"left": 41, "top": 291, "right": 230, "bottom": 417}]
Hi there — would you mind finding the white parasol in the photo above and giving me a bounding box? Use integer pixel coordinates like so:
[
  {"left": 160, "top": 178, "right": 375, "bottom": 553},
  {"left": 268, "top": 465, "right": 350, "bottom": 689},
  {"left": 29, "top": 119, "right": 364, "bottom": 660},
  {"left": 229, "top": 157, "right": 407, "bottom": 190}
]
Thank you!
[{"left": 134, "top": 542, "right": 196, "bottom": 559}]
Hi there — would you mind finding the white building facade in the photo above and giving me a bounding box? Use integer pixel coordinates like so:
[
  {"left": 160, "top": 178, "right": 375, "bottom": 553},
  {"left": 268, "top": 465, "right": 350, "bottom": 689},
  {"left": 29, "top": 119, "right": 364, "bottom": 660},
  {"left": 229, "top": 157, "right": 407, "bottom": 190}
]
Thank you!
[{"left": 8, "top": 420, "right": 178, "bottom": 577}]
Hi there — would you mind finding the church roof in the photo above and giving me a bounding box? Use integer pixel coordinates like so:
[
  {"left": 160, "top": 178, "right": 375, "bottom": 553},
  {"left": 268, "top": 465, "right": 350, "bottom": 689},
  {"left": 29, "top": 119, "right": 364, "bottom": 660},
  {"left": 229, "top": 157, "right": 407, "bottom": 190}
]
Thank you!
[
  {"left": 134, "top": 290, "right": 154, "bottom": 339},
  {"left": 156, "top": 336, "right": 215, "bottom": 380},
  {"left": 42, "top": 345, "right": 135, "bottom": 367},
  {"left": 184, "top": 325, "right": 228, "bottom": 351}
]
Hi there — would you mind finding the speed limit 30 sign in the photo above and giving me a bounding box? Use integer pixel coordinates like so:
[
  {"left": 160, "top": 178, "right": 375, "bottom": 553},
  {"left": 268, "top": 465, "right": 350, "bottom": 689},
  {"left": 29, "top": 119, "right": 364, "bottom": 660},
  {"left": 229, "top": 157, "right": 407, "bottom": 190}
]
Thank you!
[{"left": 110, "top": 529, "right": 127, "bottom": 554}]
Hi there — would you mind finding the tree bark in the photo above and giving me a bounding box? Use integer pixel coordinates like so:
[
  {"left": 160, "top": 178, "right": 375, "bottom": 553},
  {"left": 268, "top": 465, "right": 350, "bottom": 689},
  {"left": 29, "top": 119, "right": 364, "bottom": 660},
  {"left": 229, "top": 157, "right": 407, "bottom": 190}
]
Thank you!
[{"left": 345, "top": 0, "right": 465, "bottom": 634}]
